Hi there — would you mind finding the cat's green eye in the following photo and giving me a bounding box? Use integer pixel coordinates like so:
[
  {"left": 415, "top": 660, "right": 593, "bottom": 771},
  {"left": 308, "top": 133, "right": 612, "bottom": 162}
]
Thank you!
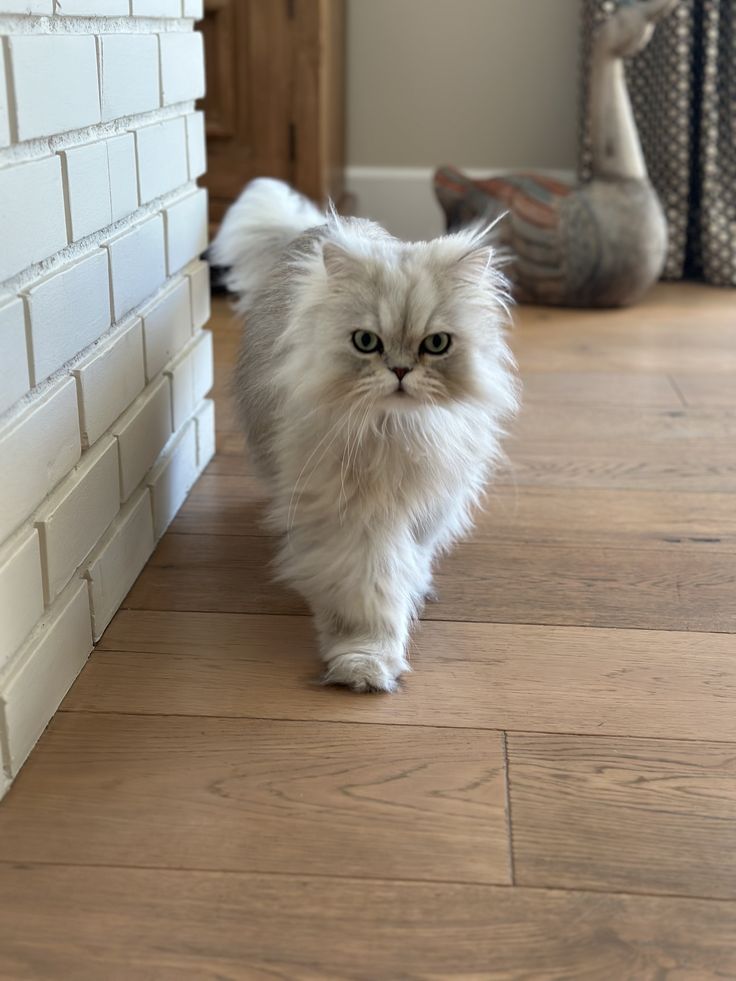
[
  {"left": 420, "top": 332, "right": 452, "bottom": 355},
  {"left": 352, "top": 330, "right": 383, "bottom": 354}
]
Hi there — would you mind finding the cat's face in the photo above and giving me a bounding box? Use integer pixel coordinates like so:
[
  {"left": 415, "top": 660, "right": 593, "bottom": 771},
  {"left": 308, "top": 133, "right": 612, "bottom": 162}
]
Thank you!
[{"left": 285, "top": 233, "right": 513, "bottom": 419}]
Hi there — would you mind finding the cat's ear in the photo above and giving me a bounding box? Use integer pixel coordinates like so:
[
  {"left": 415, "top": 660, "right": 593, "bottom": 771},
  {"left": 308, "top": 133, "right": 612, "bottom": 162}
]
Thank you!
[
  {"left": 448, "top": 220, "right": 502, "bottom": 282},
  {"left": 454, "top": 245, "right": 495, "bottom": 283},
  {"left": 322, "top": 242, "right": 360, "bottom": 278}
]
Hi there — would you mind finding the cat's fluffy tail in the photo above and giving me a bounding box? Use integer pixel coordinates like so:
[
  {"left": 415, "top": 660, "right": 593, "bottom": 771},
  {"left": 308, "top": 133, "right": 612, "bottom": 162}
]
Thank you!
[{"left": 209, "top": 178, "right": 324, "bottom": 301}]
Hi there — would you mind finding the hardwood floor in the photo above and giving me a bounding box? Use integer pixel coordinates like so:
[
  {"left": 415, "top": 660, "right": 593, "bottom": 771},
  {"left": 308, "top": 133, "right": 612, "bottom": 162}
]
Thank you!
[{"left": 2, "top": 284, "right": 736, "bottom": 979}]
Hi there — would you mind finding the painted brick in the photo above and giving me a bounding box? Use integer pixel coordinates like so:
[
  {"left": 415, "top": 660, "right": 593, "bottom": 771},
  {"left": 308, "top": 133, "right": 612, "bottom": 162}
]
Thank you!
[
  {"left": 140, "top": 276, "right": 192, "bottom": 381},
  {"left": 185, "top": 259, "right": 211, "bottom": 330},
  {"left": 135, "top": 117, "right": 188, "bottom": 204},
  {"left": 7, "top": 34, "right": 100, "bottom": 141},
  {"left": 35, "top": 436, "right": 120, "bottom": 604},
  {"left": 106, "top": 214, "right": 166, "bottom": 321},
  {"left": 0, "top": 580, "right": 93, "bottom": 776},
  {"left": 107, "top": 133, "right": 139, "bottom": 222},
  {"left": 184, "top": 0, "right": 204, "bottom": 19},
  {"left": 194, "top": 398, "right": 215, "bottom": 469},
  {"left": 185, "top": 111, "right": 206, "bottom": 179},
  {"left": 159, "top": 31, "right": 205, "bottom": 105},
  {"left": 0, "top": 1, "right": 53, "bottom": 11},
  {"left": 0, "top": 156, "right": 67, "bottom": 282},
  {"left": 24, "top": 250, "right": 111, "bottom": 385},
  {"left": 59, "top": 0, "right": 128, "bottom": 12},
  {"left": 73, "top": 318, "right": 145, "bottom": 449},
  {"left": 98, "top": 34, "right": 160, "bottom": 123},
  {"left": 131, "top": 0, "right": 180, "bottom": 14},
  {"left": 61, "top": 141, "right": 112, "bottom": 242},
  {"left": 0, "top": 44, "right": 10, "bottom": 149},
  {"left": 166, "top": 344, "right": 195, "bottom": 431},
  {"left": 192, "top": 328, "right": 214, "bottom": 403},
  {"left": 164, "top": 188, "right": 208, "bottom": 274},
  {"left": 148, "top": 420, "right": 198, "bottom": 539},
  {"left": 0, "top": 377, "right": 81, "bottom": 544},
  {"left": 85, "top": 488, "right": 154, "bottom": 640},
  {"left": 112, "top": 375, "right": 172, "bottom": 501},
  {"left": 0, "top": 527, "right": 44, "bottom": 673},
  {"left": 0, "top": 295, "right": 31, "bottom": 416}
]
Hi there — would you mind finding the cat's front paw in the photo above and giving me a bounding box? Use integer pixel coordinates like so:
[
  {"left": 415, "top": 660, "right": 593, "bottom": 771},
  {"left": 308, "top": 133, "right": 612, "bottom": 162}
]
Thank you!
[{"left": 322, "top": 647, "right": 409, "bottom": 693}]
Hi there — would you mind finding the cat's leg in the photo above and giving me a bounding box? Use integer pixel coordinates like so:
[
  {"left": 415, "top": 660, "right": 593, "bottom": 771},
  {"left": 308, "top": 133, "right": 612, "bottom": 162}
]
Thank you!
[{"left": 285, "top": 528, "right": 426, "bottom": 692}]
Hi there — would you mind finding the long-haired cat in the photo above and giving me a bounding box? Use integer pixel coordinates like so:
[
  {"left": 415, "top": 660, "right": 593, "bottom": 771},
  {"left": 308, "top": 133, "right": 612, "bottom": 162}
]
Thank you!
[{"left": 210, "top": 179, "right": 518, "bottom": 692}]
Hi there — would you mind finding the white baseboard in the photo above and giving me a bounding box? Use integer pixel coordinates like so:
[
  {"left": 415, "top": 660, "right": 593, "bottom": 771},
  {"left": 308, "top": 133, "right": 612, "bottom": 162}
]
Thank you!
[{"left": 345, "top": 165, "right": 575, "bottom": 242}]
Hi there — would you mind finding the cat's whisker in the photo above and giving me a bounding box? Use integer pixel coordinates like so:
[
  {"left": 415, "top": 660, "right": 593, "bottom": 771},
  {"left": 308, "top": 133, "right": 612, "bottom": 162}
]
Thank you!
[
  {"left": 286, "top": 412, "right": 349, "bottom": 539},
  {"left": 338, "top": 397, "right": 367, "bottom": 521}
]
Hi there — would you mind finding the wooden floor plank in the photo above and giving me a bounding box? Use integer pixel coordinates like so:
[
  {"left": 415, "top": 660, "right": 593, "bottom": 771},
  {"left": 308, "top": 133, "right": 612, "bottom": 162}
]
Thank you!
[
  {"left": 72, "top": 612, "right": 736, "bottom": 742},
  {"left": 0, "top": 713, "right": 509, "bottom": 885},
  {"left": 511, "top": 286, "right": 736, "bottom": 375},
  {"left": 124, "top": 532, "right": 736, "bottom": 633},
  {"left": 508, "top": 733, "right": 736, "bottom": 899},
  {"left": 171, "top": 476, "right": 736, "bottom": 551},
  {"left": 505, "top": 403, "right": 736, "bottom": 492},
  {"left": 2, "top": 867, "right": 736, "bottom": 981},
  {"left": 3, "top": 865, "right": 736, "bottom": 981},
  {"left": 672, "top": 372, "right": 736, "bottom": 408},
  {"left": 521, "top": 370, "right": 682, "bottom": 407}
]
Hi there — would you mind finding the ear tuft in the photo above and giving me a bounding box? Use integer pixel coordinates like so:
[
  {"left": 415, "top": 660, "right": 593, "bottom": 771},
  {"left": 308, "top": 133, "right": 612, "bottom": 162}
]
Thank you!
[{"left": 456, "top": 245, "right": 495, "bottom": 282}]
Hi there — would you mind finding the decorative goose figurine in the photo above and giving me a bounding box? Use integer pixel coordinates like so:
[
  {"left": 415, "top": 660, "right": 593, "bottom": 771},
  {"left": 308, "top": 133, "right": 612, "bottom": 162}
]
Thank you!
[{"left": 434, "top": 0, "right": 678, "bottom": 307}]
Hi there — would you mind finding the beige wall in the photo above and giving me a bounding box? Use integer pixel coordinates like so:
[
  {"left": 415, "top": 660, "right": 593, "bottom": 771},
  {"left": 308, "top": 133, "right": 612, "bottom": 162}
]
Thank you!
[{"left": 347, "top": 0, "right": 581, "bottom": 170}]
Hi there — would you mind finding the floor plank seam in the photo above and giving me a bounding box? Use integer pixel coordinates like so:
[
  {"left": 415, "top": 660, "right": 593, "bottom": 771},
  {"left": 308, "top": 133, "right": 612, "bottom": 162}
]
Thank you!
[
  {"left": 1, "top": 858, "right": 734, "bottom": 904},
  {"left": 54, "top": 707, "right": 736, "bottom": 745},
  {"left": 667, "top": 374, "right": 689, "bottom": 407},
  {"left": 115, "top": 608, "right": 736, "bottom": 635},
  {"left": 502, "top": 730, "right": 517, "bottom": 886}
]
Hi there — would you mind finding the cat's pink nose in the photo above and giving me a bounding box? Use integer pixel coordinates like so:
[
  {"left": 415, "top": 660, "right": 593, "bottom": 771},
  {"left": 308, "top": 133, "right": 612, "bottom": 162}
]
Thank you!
[{"left": 392, "top": 367, "right": 411, "bottom": 381}]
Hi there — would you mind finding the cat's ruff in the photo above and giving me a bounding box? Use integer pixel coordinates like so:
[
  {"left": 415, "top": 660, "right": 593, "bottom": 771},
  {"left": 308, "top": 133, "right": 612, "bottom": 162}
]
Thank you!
[{"left": 211, "top": 178, "right": 519, "bottom": 693}]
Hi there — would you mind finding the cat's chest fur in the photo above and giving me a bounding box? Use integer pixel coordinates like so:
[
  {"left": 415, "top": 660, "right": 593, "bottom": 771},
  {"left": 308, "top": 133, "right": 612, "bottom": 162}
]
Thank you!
[{"left": 276, "top": 404, "right": 494, "bottom": 539}]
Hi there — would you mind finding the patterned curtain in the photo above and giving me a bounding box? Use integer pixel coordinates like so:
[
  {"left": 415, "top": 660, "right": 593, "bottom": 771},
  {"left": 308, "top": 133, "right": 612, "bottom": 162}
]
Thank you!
[{"left": 580, "top": 0, "right": 736, "bottom": 286}]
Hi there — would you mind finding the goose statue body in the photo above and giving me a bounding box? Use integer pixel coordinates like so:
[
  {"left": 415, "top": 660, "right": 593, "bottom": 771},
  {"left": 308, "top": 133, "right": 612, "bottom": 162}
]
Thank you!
[{"left": 434, "top": 0, "right": 678, "bottom": 307}]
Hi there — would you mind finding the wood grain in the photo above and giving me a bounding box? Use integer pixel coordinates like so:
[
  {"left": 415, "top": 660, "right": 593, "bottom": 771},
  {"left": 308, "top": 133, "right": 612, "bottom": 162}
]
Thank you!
[
  {"left": 76, "top": 611, "right": 736, "bottom": 742},
  {"left": 522, "top": 370, "right": 682, "bottom": 407},
  {"left": 125, "top": 532, "right": 736, "bottom": 633},
  {"left": 2, "top": 866, "right": 735, "bottom": 981},
  {"left": 171, "top": 475, "right": 736, "bottom": 551},
  {"left": 505, "top": 403, "right": 736, "bottom": 491},
  {"left": 511, "top": 286, "right": 736, "bottom": 374},
  {"left": 672, "top": 372, "right": 736, "bottom": 407},
  {"left": 508, "top": 733, "right": 736, "bottom": 899},
  {"left": 0, "top": 712, "right": 509, "bottom": 884}
]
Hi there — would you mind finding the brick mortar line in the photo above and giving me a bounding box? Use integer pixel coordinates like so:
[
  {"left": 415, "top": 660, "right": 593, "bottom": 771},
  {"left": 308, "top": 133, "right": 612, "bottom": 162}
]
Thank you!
[
  {"left": 0, "top": 99, "right": 197, "bottom": 169},
  {"left": 0, "top": 15, "right": 195, "bottom": 35}
]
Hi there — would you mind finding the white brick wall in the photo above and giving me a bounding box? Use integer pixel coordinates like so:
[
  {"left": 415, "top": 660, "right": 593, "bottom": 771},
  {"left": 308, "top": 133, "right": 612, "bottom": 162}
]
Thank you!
[
  {"left": 98, "top": 33, "right": 160, "bottom": 122},
  {"left": 0, "top": 156, "right": 67, "bottom": 281},
  {"left": 0, "top": 295, "right": 30, "bottom": 415},
  {"left": 61, "top": 141, "right": 113, "bottom": 241},
  {"left": 164, "top": 187, "right": 208, "bottom": 274},
  {"left": 7, "top": 34, "right": 101, "bottom": 140},
  {"left": 107, "top": 213, "right": 168, "bottom": 322},
  {"left": 112, "top": 375, "right": 172, "bottom": 501},
  {"left": 0, "top": 1, "right": 212, "bottom": 798},
  {"left": 135, "top": 117, "right": 189, "bottom": 204},
  {"left": 24, "top": 250, "right": 111, "bottom": 384}
]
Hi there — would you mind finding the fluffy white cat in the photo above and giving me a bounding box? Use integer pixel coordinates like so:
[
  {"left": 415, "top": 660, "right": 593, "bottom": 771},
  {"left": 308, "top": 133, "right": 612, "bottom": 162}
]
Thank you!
[{"left": 210, "top": 179, "right": 518, "bottom": 693}]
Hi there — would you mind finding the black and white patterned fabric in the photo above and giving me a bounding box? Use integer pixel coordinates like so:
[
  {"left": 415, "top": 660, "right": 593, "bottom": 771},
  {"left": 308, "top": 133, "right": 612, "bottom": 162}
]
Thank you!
[{"left": 580, "top": 0, "right": 735, "bottom": 286}]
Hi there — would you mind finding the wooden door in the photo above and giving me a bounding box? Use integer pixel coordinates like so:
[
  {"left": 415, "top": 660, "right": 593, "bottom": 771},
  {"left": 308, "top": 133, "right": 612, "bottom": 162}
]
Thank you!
[{"left": 199, "top": 0, "right": 345, "bottom": 232}]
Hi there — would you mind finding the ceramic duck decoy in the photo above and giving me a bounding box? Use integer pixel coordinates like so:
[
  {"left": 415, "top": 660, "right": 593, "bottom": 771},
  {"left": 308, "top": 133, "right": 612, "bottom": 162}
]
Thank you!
[{"left": 434, "top": 0, "right": 678, "bottom": 307}]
